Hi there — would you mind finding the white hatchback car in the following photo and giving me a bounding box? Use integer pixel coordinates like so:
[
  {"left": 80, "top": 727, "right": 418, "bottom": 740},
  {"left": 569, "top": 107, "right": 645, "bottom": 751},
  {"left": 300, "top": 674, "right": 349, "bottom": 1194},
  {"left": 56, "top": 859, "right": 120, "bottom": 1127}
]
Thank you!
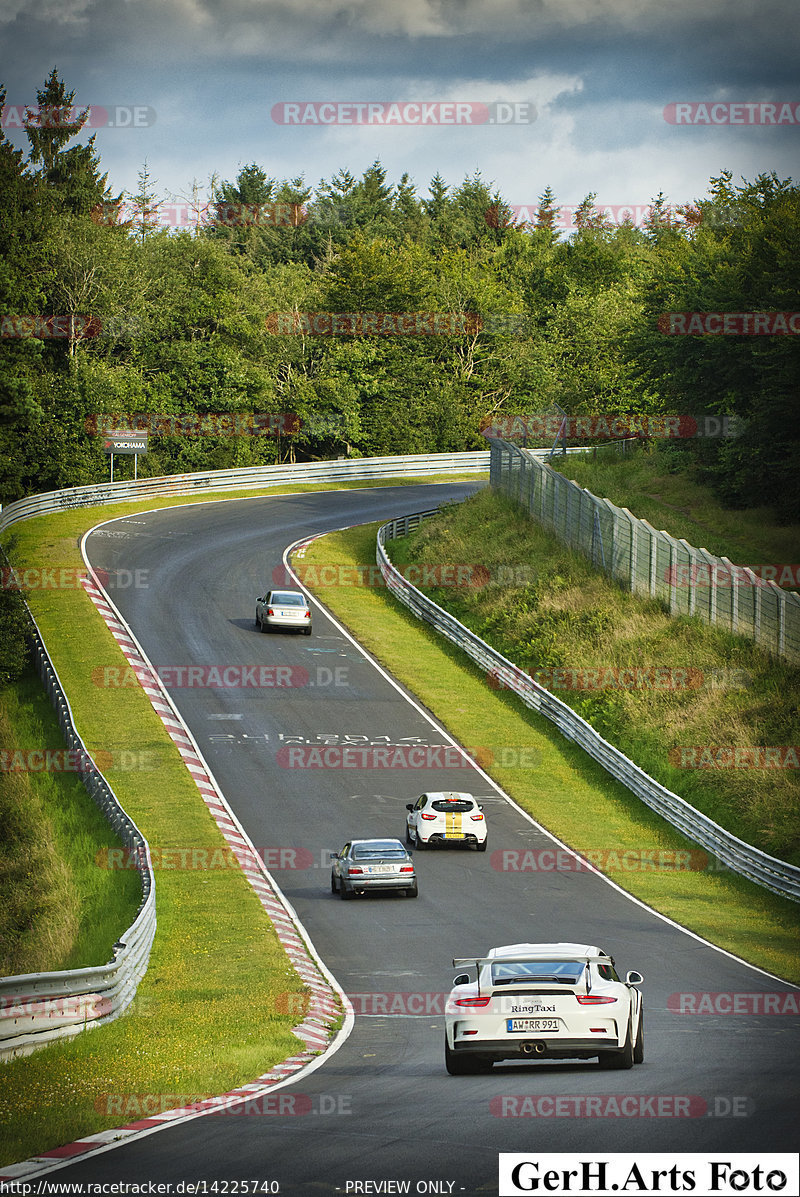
[
  {"left": 444, "top": 942, "right": 643, "bottom": 1074},
  {"left": 405, "top": 791, "right": 487, "bottom": 851}
]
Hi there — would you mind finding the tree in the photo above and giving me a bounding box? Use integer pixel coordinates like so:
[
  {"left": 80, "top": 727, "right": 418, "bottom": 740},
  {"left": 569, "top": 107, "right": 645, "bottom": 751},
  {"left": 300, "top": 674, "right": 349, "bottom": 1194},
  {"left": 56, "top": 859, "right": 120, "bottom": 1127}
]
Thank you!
[
  {"left": 0, "top": 83, "right": 56, "bottom": 500},
  {"left": 128, "top": 162, "right": 163, "bottom": 244},
  {"left": 536, "top": 185, "right": 559, "bottom": 231},
  {"left": 25, "top": 68, "right": 115, "bottom": 215},
  {"left": 629, "top": 174, "right": 800, "bottom": 521}
]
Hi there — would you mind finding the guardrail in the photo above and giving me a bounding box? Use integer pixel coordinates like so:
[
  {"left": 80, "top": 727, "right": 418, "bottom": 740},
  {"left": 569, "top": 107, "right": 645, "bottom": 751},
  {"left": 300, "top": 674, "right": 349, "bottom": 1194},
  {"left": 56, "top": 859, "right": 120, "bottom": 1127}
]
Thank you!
[
  {"left": 0, "top": 615, "right": 156, "bottom": 1061},
  {"left": 0, "top": 451, "right": 491, "bottom": 532},
  {"left": 377, "top": 511, "right": 800, "bottom": 903}
]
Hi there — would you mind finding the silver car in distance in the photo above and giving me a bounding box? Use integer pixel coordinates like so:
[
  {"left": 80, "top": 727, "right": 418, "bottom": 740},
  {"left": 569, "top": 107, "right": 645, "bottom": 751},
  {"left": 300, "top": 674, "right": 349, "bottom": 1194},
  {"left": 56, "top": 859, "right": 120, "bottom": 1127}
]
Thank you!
[
  {"left": 255, "top": 589, "right": 312, "bottom": 635},
  {"left": 331, "top": 838, "right": 418, "bottom": 900}
]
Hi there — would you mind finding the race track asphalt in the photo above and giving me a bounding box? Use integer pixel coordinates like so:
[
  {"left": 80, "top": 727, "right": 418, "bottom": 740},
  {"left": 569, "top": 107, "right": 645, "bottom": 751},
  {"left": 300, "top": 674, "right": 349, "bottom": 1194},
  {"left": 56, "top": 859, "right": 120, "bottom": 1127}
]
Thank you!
[{"left": 54, "top": 482, "right": 799, "bottom": 1193}]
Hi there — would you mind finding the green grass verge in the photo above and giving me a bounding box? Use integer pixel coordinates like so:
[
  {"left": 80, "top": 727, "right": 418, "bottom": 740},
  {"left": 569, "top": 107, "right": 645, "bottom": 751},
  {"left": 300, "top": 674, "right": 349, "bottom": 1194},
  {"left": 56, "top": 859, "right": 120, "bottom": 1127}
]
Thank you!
[
  {"left": 0, "top": 669, "right": 142, "bottom": 976},
  {"left": 297, "top": 519, "right": 800, "bottom": 986},
  {"left": 0, "top": 475, "right": 476, "bottom": 1167}
]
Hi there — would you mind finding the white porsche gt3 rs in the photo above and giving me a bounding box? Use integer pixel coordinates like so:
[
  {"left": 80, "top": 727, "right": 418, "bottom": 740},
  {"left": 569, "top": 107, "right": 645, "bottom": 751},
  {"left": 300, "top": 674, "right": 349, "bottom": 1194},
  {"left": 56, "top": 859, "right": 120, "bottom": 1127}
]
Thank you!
[{"left": 444, "top": 942, "right": 644, "bottom": 1074}]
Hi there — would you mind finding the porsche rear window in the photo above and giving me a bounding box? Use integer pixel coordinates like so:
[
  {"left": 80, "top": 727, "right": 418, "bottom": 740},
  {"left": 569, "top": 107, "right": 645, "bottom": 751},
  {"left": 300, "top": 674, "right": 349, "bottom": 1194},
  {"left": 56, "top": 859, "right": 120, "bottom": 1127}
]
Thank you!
[
  {"left": 491, "top": 961, "right": 586, "bottom": 985},
  {"left": 430, "top": 800, "right": 474, "bottom": 812}
]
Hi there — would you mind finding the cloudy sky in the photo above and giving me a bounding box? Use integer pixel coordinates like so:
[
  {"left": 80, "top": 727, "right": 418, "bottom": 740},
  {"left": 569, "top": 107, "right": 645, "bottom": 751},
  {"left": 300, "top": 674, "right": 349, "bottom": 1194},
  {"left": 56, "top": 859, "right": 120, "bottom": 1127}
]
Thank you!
[{"left": 1, "top": 0, "right": 798, "bottom": 226}]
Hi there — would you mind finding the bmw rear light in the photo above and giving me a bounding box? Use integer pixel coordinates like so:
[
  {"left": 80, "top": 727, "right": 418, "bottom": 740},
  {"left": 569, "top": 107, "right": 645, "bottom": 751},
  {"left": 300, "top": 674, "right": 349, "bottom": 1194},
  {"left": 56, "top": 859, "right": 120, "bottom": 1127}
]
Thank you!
[
  {"left": 576, "top": 995, "right": 617, "bottom": 1005},
  {"left": 347, "top": 866, "right": 364, "bottom": 875},
  {"left": 453, "top": 996, "right": 492, "bottom": 1008},
  {"left": 399, "top": 865, "right": 414, "bottom": 873},
  {"left": 420, "top": 812, "right": 436, "bottom": 820}
]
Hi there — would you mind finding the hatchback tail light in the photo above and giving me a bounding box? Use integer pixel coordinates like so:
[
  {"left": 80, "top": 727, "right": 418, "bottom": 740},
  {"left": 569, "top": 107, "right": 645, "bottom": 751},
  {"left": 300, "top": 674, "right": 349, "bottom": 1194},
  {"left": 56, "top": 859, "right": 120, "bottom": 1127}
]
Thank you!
[
  {"left": 470, "top": 813, "right": 484, "bottom": 821},
  {"left": 576, "top": 995, "right": 617, "bottom": 1005},
  {"left": 420, "top": 812, "right": 437, "bottom": 820}
]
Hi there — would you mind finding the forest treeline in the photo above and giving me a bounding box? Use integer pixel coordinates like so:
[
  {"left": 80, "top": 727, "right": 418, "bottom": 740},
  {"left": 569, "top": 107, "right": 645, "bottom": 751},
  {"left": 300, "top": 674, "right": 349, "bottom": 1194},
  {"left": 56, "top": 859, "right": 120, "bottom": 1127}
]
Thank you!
[{"left": 1, "top": 70, "right": 799, "bottom": 519}]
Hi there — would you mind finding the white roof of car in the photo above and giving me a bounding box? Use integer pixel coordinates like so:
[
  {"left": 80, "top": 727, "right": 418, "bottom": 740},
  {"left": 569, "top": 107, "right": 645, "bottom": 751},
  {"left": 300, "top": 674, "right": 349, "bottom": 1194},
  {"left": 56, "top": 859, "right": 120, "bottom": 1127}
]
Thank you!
[{"left": 422, "top": 791, "right": 476, "bottom": 801}]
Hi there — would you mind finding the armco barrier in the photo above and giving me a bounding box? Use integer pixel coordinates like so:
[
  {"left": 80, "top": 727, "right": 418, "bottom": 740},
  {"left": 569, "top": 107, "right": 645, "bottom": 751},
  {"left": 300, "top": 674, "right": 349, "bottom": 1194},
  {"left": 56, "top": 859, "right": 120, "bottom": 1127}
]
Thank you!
[
  {"left": 0, "top": 616, "right": 156, "bottom": 1060},
  {"left": 377, "top": 512, "right": 800, "bottom": 903},
  {"left": 0, "top": 451, "right": 491, "bottom": 532}
]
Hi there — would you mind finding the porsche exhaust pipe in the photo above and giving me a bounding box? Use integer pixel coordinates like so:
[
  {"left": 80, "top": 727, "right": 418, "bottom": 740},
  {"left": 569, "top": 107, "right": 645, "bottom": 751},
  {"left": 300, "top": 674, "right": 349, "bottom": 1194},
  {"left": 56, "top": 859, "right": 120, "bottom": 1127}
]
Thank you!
[{"left": 520, "top": 1041, "right": 546, "bottom": 1055}]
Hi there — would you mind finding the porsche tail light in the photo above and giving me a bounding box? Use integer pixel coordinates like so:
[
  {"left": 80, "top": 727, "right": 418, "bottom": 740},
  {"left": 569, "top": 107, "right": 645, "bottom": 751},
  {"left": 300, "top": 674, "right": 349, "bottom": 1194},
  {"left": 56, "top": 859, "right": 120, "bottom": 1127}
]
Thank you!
[
  {"left": 576, "top": 995, "right": 617, "bottom": 1005},
  {"left": 454, "top": 996, "right": 492, "bottom": 1008}
]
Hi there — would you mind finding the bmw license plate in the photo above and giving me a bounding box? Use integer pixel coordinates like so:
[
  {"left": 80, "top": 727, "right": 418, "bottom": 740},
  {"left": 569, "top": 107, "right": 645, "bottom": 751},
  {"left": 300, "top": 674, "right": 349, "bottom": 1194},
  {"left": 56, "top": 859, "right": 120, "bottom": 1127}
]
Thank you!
[
  {"left": 507, "top": 1018, "right": 560, "bottom": 1033},
  {"left": 367, "top": 865, "right": 393, "bottom": 874}
]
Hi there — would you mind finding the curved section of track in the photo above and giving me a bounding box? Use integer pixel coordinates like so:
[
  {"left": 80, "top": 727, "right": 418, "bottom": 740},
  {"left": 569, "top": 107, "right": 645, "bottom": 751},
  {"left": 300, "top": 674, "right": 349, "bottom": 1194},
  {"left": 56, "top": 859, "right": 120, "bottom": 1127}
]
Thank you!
[{"left": 56, "top": 484, "right": 798, "bottom": 1193}]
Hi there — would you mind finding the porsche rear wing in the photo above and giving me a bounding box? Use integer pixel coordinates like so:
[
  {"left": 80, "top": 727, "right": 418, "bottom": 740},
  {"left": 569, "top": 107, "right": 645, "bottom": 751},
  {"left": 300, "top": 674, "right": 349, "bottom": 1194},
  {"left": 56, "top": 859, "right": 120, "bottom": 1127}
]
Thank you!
[
  {"left": 452, "top": 955, "right": 613, "bottom": 968},
  {"left": 452, "top": 954, "right": 613, "bottom": 998}
]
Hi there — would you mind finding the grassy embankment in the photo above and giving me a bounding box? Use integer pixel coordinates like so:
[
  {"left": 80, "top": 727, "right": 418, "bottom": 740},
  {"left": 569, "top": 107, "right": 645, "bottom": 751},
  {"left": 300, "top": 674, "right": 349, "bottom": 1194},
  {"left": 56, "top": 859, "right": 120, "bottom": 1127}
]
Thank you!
[
  {"left": 0, "top": 670, "right": 142, "bottom": 977},
  {"left": 295, "top": 486, "right": 800, "bottom": 983},
  {"left": 550, "top": 447, "right": 800, "bottom": 570},
  {"left": 1, "top": 475, "right": 473, "bottom": 1167}
]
